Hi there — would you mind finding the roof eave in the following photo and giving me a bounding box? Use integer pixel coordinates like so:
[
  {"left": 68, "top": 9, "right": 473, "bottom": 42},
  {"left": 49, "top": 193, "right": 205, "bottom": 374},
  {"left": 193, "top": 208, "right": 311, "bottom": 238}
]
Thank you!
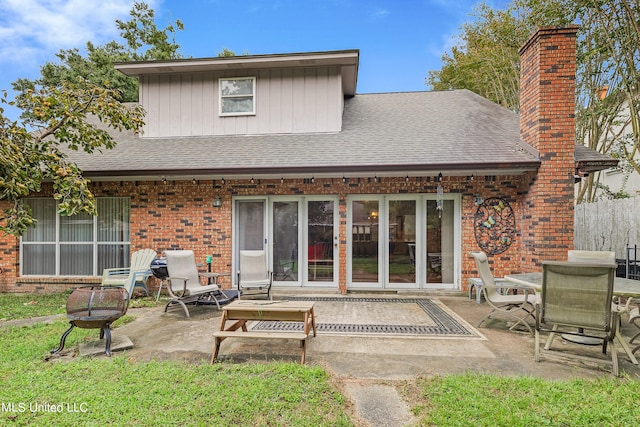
[
  {"left": 115, "top": 50, "right": 360, "bottom": 96},
  {"left": 81, "top": 161, "right": 541, "bottom": 181}
]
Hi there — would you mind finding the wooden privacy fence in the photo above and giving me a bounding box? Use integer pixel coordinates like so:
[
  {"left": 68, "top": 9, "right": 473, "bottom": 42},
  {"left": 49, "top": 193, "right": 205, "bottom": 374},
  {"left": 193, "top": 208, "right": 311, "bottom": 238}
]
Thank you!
[{"left": 574, "top": 196, "right": 640, "bottom": 258}]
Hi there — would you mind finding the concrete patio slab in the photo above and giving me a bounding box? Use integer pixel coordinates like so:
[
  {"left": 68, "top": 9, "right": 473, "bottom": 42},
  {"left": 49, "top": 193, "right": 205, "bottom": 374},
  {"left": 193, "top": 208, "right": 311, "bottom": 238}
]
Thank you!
[{"left": 79, "top": 334, "right": 133, "bottom": 357}]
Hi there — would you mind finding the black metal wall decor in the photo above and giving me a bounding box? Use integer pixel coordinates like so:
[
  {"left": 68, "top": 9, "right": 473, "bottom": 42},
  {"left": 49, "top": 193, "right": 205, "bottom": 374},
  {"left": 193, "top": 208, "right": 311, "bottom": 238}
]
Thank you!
[{"left": 474, "top": 197, "right": 516, "bottom": 255}]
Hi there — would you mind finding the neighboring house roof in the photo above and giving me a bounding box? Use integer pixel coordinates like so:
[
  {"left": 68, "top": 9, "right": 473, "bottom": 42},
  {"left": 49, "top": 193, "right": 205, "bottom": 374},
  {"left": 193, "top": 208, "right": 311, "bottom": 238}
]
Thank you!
[
  {"left": 70, "top": 90, "right": 538, "bottom": 180},
  {"left": 575, "top": 144, "right": 618, "bottom": 173}
]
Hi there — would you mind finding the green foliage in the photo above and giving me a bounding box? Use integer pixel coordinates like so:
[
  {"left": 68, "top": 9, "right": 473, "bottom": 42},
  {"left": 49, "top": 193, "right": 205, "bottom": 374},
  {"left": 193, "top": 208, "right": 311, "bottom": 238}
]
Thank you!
[
  {"left": 0, "top": 82, "right": 145, "bottom": 236},
  {"left": 427, "top": 3, "right": 532, "bottom": 111},
  {"left": 415, "top": 372, "right": 640, "bottom": 426},
  {"left": 0, "top": 320, "right": 352, "bottom": 426},
  {"left": 0, "top": 292, "right": 69, "bottom": 321},
  {"left": 428, "top": 0, "right": 640, "bottom": 203}
]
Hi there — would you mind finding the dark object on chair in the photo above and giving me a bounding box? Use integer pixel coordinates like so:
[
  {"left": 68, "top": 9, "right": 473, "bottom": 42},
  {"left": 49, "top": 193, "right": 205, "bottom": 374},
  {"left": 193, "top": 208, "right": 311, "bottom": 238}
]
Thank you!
[{"left": 51, "top": 286, "right": 129, "bottom": 357}]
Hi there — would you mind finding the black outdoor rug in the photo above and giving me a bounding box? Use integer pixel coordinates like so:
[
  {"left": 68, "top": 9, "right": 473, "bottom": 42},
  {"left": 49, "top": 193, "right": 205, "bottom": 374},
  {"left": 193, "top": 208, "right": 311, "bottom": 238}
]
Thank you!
[{"left": 250, "top": 297, "right": 482, "bottom": 338}]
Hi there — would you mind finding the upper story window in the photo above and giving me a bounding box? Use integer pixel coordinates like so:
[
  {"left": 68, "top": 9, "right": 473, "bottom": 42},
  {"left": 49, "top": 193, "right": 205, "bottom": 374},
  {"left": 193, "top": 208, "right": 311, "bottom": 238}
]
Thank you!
[{"left": 219, "top": 77, "right": 256, "bottom": 116}]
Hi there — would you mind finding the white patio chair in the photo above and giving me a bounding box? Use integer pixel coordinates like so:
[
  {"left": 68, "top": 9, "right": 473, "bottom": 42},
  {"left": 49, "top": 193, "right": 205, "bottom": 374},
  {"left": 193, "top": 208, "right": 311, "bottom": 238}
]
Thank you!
[
  {"left": 237, "top": 250, "right": 273, "bottom": 300},
  {"left": 101, "top": 248, "right": 157, "bottom": 298},
  {"left": 471, "top": 251, "right": 538, "bottom": 335},
  {"left": 164, "top": 250, "right": 225, "bottom": 317}
]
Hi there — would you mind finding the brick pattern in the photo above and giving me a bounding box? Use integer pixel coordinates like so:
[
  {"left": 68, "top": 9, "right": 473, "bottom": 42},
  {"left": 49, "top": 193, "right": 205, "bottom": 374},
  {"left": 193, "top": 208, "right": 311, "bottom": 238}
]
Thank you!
[
  {"left": 519, "top": 26, "right": 578, "bottom": 271},
  {"left": 1, "top": 176, "right": 531, "bottom": 293}
]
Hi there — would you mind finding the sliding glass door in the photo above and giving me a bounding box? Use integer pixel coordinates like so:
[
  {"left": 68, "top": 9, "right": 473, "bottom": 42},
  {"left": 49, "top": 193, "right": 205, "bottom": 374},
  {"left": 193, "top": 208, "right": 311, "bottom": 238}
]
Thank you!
[
  {"left": 348, "top": 194, "right": 459, "bottom": 290},
  {"left": 234, "top": 196, "right": 338, "bottom": 288}
]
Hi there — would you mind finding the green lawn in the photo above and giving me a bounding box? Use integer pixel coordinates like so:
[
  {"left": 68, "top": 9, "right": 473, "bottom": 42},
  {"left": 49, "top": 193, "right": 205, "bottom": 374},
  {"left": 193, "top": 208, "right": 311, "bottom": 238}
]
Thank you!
[{"left": 2, "top": 292, "right": 640, "bottom": 426}]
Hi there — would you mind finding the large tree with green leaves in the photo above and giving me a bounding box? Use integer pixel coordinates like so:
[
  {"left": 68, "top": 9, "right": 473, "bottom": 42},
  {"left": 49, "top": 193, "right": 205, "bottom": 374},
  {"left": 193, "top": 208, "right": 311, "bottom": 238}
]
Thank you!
[
  {"left": 427, "top": 0, "right": 640, "bottom": 203},
  {"left": 0, "top": 2, "right": 182, "bottom": 236},
  {"left": 0, "top": 83, "right": 145, "bottom": 236}
]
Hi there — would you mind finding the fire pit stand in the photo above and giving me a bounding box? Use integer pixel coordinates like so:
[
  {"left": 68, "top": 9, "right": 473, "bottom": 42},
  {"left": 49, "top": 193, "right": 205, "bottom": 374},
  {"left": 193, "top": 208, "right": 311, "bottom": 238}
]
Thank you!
[{"left": 51, "top": 286, "right": 130, "bottom": 357}]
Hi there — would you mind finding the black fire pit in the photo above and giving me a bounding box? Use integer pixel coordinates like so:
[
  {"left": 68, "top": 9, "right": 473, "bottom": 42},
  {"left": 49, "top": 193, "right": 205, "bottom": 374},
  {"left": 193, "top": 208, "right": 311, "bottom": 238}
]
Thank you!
[{"left": 51, "top": 286, "right": 129, "bottom": 357}]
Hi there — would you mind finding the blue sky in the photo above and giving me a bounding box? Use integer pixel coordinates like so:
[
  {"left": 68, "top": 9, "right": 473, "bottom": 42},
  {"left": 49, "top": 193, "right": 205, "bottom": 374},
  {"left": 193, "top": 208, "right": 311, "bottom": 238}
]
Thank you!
[{"left": 0, "top": 0, "right": 510, "bottom": 121}]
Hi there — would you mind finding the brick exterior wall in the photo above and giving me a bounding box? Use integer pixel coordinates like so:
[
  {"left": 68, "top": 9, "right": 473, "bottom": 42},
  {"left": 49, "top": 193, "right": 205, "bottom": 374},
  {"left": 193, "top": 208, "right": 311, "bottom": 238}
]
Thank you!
[
  {"left": 1, "top": 176, "right": 531, "bottom": 294},
  {"left": 519, "top": 26, "right": 579, "bottom": 270}
]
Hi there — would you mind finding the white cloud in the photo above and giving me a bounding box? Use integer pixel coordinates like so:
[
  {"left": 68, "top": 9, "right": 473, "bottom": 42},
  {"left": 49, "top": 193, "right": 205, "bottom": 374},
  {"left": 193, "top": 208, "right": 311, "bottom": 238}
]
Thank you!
[
  {"left": 0, "top": 0, "right": 156, "bottom": 66},
  {"left": 370, "top": 7, "right": 389, "bottom": 19}
]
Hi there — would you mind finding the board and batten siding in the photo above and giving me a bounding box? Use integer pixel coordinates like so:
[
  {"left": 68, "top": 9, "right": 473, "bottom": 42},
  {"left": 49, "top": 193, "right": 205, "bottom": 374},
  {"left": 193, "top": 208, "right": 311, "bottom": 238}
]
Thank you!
[{"left": 139, "top": 66, "right": 344, "bottom": 137}]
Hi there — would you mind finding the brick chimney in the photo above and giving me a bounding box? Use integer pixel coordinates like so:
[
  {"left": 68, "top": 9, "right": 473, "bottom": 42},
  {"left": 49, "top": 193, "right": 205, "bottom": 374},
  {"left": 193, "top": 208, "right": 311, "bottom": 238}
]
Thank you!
[{"left": 519, "top": 26, "right": 579, "bottom": 270}]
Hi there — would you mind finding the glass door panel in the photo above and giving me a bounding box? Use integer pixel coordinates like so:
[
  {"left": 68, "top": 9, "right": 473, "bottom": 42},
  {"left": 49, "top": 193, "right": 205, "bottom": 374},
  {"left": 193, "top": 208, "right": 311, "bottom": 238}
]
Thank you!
[
  {"left": 236, "top": 200, "right": 265, "bottom": 251},
  {"left": 426, "top": 200, "right": 454, "bottom": 283},
  {"left": 351, "top": 200, "right": 380, "bottom": 283},
  {"left": 273, "top": 201, "right": 299, "bottom": 282},
  {"left": 388, "top": 200, "right": 416, "bottom": 284},
  {"left": 307, "top": 200, "right": 334, "bottom": 282}
]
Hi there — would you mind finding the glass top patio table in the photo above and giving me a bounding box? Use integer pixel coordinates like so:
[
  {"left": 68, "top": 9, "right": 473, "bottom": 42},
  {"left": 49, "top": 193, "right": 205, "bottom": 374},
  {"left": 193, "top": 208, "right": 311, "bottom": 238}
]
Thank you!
[{"left": 504, "top": 273, "right": 640, "bottom": 298}]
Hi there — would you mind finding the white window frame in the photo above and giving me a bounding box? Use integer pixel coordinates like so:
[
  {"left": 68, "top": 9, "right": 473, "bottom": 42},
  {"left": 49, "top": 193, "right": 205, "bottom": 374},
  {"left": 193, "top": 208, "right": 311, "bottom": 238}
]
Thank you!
[
  {"left": 20, "top": 197, "right": 131, "bottom": 276},
  {"left": 219, "top": 76, "right": 256, "bottom": 116}
]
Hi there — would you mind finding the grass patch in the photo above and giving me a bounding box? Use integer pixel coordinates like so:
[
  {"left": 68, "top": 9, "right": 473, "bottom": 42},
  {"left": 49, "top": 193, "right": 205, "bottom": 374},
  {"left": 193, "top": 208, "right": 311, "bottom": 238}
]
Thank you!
[
  {"left": 410, "top": 372, "right": 640, "bottom": 426},
  {"left": 0, "top": 291, "right": 163, "bottom": 322},
  {"left": 0, "top": 291, "right": 70, "bottom": 321},
  {"left": 0, "top": 321, "right": 351, "bottom": 426},
  {"left": 0, "top": 294, "right": 352, "bottom": 426}
]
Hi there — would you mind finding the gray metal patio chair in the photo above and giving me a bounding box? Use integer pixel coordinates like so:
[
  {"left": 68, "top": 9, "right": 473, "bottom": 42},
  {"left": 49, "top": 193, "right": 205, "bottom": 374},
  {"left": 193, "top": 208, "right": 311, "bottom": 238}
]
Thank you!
[
  {"left": 164, "top": 250, "right": 226, "bottom": 317},
  {"left": 237, "top": 250, "right": 273, "bottom": 300},
  {"left": 471, "top": 251, "right": 538, "bottom": 335},
  {"left": 535, "top": 261, "right": 621, "bottom": 376}
]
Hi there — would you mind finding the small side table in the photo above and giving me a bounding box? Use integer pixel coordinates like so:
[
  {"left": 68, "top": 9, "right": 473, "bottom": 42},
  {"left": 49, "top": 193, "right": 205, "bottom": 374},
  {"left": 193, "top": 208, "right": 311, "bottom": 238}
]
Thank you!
[{"left": 469, "top": 278, "right": 483, "bottom": 303}]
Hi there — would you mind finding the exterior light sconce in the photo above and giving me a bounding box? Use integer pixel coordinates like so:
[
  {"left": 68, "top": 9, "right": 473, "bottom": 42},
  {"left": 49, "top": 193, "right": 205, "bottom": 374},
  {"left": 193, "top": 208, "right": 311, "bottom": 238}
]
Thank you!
[
  {"left": 162, "top": 176, "right": 167, "bottom": 185},
  {"left": 436, "top": 172, "right": 444, "bottom": 218},
  {"left": 405, "top": 175, "right": 409, "bottom": 182},
  {"left": 250, "top": 177, "right": 255, "bottom": 184},
  {"left": 281, "top": 177, "right": 284, "bottom": 184},
  {"left": 311, "top": 176, "right": 315, "bottom": 184},
  {"left": 213, "top": 196, "right": 223, "bottom": 208},
  {"left": 221, "top": 178, "right": 226, "bottom": 186},
  {"left": 342, "top": 176, "right": 347, "bottom": 183}
]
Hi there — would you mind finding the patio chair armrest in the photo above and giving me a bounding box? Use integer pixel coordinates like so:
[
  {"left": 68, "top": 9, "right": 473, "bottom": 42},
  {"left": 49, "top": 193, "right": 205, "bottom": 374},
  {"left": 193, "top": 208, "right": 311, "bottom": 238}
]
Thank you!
[
  {"left": 481, "top": 283, "right": 539, "bottom": 305},
  {"left": 483, "top": 283, "right": 537, "bottom": 294},
  {"left": 165, "top": 276, "right": 189, "bottom": 297},
  {"left": 102, "top": 267, "right": 131, "bottom": 279}
]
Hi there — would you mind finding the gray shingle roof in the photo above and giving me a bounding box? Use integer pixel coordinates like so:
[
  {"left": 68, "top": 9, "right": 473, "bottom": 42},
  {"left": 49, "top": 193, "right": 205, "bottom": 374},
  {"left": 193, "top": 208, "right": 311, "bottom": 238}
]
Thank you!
[{"left": 64, "top": 89, "right": 610, "bottom": 179}]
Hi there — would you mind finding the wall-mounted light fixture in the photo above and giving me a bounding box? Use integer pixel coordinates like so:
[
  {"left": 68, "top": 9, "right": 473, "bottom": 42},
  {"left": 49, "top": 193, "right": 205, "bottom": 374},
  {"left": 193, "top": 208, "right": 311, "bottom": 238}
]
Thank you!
[
  {"left": 213, "top": 196, "right": 223, "bottom": 208},
  {"left": 436, "top": 172, "right": 444, "bottom": 218}
]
